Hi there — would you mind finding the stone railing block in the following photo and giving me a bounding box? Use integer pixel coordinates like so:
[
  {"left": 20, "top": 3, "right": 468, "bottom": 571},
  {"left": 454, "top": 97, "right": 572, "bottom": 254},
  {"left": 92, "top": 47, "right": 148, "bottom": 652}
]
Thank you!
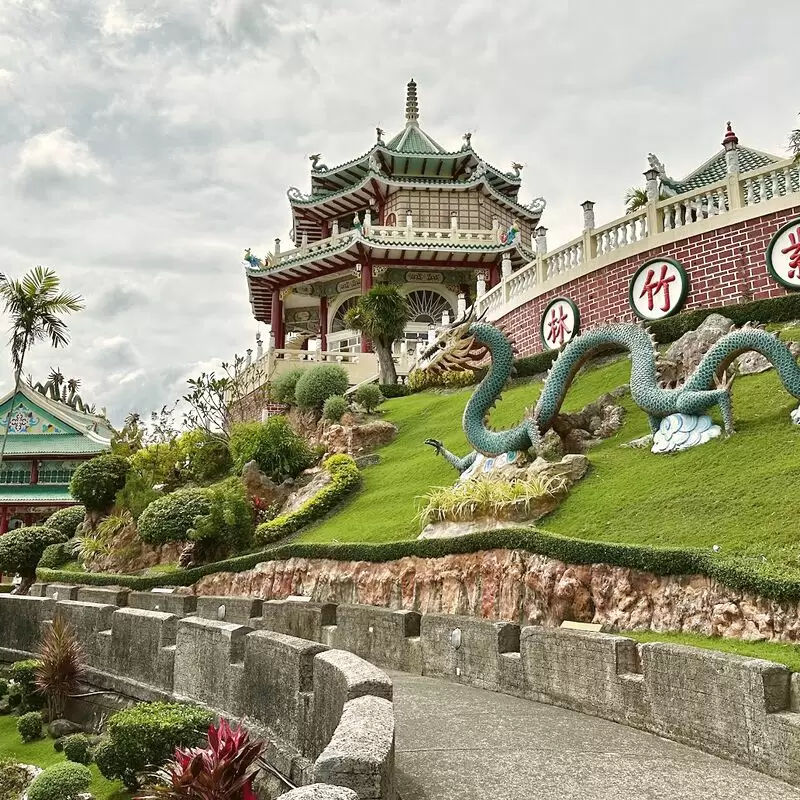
[
  {"left": 110, "top": 607, "right": 178, "bottom": 692},
  {"left": 55, "top": 600, "right": 115, "bottom": 668},
  {"left": 128, "top": 591, "right": 197, "bottom": 616},
  {"left": 313, "top": 695, "right": 395, "bottom": 800},
  {"left": 281, "top": 786, "right": 358, "bottom": 800},
  {"left": 254, "top": 598, "right": 337, "bottom": 643},
  {"left": 76, "top": 587, "right": 130, "bottom": 606},
  {"left": 196, "top": 595, "right": 262, "bottom": 626},
  {"left": 421, "top": 613, "right": 520, "bottom": 691},
  {"left": 334, "top": 605, "right": 422, "bottom": 673},
  {"left": 173, "top": 617, "right": 251, "bottom": 710},
  {"left": 312, "top": 649, "right": 392, "bottom": 759},
  {"left": 45, "top": 584, "right": 78, "bottom": 601},
  {"left": 242, "top": 629, "right": 328, "bottom": 748},
  {"left": 0, "top": 595, "right": 55, "bottom": 654}
]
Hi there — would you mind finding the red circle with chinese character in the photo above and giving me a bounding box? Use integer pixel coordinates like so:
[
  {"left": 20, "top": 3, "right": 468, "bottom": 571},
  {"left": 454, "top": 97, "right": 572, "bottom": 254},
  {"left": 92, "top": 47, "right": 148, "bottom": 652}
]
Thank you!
[
  {"left": 629, "top": 258, "right": 689, "bottom": 321},
  {"left": 540, "top": 298, "right": 580, "bottom": 351},
  {"left": 766, "top": 217, "right": 800, "bottom": 290}
]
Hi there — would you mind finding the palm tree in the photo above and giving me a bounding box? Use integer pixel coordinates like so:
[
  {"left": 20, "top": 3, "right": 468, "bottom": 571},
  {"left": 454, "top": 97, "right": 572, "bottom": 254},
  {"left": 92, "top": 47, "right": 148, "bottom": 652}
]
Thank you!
[
  {"left": 0, "top": 267, "right": 84, "bottom": 464},
  {"left": 624, "top": 186, "right": 670, "bottom": 214},
  {"left": 344, "top": 284, "right": 410, "bottom": 384}
]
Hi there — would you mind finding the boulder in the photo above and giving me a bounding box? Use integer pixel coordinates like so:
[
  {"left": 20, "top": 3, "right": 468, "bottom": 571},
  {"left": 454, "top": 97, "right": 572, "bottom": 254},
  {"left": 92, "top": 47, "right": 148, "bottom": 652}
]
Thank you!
[
  {"left": 48, "top": 718, "right": 83, "bottom": 738},
  {"left": 737, "top": 339, "right": 800, "bottom": 375},
  {"left": 660, "top": 313, "right": 735, "bottom": 387},
  {"left": 547, "top": 387, "right": 628, "bottom": 454},
  {"left": 241, "top": 461, "right": 293, "bottom": 508},
  {"left": 280, "top": 468, "right": 332, "bottom": 516}
]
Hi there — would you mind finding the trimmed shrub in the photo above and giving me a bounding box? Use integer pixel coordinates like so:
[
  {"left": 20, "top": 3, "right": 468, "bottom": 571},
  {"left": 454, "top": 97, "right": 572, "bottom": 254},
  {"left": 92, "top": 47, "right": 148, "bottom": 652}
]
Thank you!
[
  {"left": 378, "top": 383, "right": 410, "bottom": 398},
  {"left": 97, "top": 701, "right": 214, "bottom": 789},
  {"left": 178, "top": 429, "right": 233, "bottom": 485},
  {"left": 514, "top": 349, "right": 559, "bottom": 378},
  {"left": 271, "top": 367, "right": 307, "bottom": 405},
  {"left": 190, "top": 477, "right": 254, "bottom": 554},
  {"left": 255, "top": 454, "right": 360, "bottom": 545},
  {"left": 0, "top": 527, "right": 67, "bottom": 583},
  {"left": 137, "top": 488, "right": 211, "bottom": 546},
  {"left": 44, "top": 506, "right": 85, "bottom": 539},
  {"left": 323, "top": 394, "right": 348, "bottom": 422},
  {"left": 229, "top": 417, "right": 315, "bottom": 480},
  {"left": 7, "top": 685, "right": 21, "bottom": 708},
  {"left": 63, "top": 733, "right": 92, "bottom": 764},
  {"left": 9, "top": 659, "right": 41, "bottom": 697},
  {"left": 294, "top": 364, "right": 350, "bottom": 410},
  {"left": 38, "top": 541, "right": 72, "bottom": 569},
  {"left": 0, "top": 678, "right": 7, "bottom": 697},
  {"left": 17, "top": 710, "right": 43, "bottom": 742},
  {"left": 69, "top": 454, "right": 130, "bottom": 512},
  {"left": 27, "top": 762, "right": 91, "bottom": 800},
  {"left": 354, "top": 383, "right": 383, "bottom": 413}
]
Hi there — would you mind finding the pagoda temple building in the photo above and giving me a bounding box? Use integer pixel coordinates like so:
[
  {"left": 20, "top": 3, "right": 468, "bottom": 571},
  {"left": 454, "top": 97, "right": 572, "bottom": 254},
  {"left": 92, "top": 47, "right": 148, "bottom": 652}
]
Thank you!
[
  {"left": 0, "top": 383, "right": 112, "bottom": 532},
  {"left": 243, "top": 79, "right": 546, "bottom": 383}
]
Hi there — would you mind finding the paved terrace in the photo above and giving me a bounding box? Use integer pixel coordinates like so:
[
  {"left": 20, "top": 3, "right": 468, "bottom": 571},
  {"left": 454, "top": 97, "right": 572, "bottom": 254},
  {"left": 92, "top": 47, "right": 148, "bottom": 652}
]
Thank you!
[{"left": 391, "top": 672, "right": 800, "bottom": 800}]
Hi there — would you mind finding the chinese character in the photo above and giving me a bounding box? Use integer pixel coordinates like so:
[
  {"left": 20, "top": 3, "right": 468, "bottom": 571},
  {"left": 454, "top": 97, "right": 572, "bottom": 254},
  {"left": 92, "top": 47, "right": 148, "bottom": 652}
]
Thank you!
[
  {"left": 780, "top": 229, "right": 800, "bottom": 278},
  {"left": 639, "top": 263, "right": 676, "bottom": 313},
  {"left": 546, "top": 305, "right": 571, "bottom": 346}
]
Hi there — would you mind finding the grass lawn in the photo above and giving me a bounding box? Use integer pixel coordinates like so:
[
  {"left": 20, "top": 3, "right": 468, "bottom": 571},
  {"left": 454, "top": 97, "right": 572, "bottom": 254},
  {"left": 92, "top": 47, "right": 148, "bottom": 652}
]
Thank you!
[
  {"left": 0, "top": 713, "right": 130, "bottom": 799},
  {"left": 297, "top": 353, "right": 800, "bottom": 578},
  {"left": 624, "top": 630, "right": 800, "bottom": 672}
]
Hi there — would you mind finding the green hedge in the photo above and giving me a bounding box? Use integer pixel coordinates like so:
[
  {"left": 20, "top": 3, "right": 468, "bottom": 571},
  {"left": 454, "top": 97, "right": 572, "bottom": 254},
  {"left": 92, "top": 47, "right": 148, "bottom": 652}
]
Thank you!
[
  {"left": 254, "top": 454, "right": 360, "bottom": 545},
  {"left": 38, "top": 526, "right": 800, "bottom": 603}
]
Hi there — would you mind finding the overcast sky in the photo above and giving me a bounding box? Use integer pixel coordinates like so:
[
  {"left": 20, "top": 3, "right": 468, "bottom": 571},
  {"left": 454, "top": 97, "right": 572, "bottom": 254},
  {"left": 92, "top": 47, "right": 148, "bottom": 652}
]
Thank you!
[{"left": 0, "top": 0, "right": 797, "bottom": 425}]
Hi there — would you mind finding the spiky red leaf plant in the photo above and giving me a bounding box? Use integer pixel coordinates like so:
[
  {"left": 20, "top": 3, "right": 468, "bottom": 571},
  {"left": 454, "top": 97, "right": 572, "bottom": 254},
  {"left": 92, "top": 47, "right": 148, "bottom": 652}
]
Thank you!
[
  {"left": 136, "top": 718, "right": 264, "bottom": 800},
  {"left": 35, "top": 614, "right": 85, "bottom": 720}
]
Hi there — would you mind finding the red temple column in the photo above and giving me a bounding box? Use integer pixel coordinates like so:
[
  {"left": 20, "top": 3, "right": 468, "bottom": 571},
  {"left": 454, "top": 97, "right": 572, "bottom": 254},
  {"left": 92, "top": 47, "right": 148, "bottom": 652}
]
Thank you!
[
  {"left": 30, "top": 460, "right": 38, "bottom": 485},
  {"left": 319, "top": 296, "right": 328, "bottom": 351},
  {"left": 360, "top": 263, "right": 373, "bottom": 354},
  {"left": 489, "top": 263, "right": 501, "bottom": 288},
  {"left": 0, "top": 508, "right": 7, "bottom": 535},
  {"left": 272, "top": 290, "right": 285, "bottom": 349}
]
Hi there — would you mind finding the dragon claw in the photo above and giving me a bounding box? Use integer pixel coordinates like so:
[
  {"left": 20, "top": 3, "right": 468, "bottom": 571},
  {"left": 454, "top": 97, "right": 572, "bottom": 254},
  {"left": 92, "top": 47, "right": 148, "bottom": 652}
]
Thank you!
[
  {"left": 714, "top": 371, "right": 735, "bottom": 391},
  {"left": 424, "top": 438, "right": 444, "bottom": 455}
]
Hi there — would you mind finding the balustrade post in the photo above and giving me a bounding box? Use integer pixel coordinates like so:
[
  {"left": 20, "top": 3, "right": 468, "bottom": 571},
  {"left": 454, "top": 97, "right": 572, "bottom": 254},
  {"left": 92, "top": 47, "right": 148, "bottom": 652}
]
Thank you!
[
  {"left": 457, "top": 292, "right": 467, "bottom": 317},
  {"left": 406, "top": 209, "right": 413, "bottom": 229},
  {"left": 332, "top": 219, "right": 339, "bottom": 236},
  {"left": 535, "top": 226, "right": 548, "bottom": 288},
  {"left": 255, "top": 332, "right": 263, "bottom": 360},
  {"left": 364, "top": 208, "right": 372, "bottom": 233},
  {"left": 644, "top": 167, "right": 661, "bottom": 235},
  {"left": 476, "top": 270, "right": 487, "bottom": 298},
  {"left": 723, "top": 121, "right": 743, "bottom": 210},
  {"left": 450, "top": 211, "right": 458, "bottom": 231},
  {"left": 492, "top": 217, "right": 500, "bottom": 243},
  {"left": 301, "top": 231, "right": 308, "bottom": 250},
  {"left": 274, "top": 238, "right": 281, "bottom": 261},
  {"left": 581, "top": 200, "right": 596, "bottom": 262}
]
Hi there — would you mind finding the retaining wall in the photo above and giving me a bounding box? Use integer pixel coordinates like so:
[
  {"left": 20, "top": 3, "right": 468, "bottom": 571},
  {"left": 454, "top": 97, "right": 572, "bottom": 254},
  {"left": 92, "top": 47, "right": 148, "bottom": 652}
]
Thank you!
[
  {"left": 0, "top": 594, "right": 395, "bottom": 800},
  {"left": 59, "top": 590, "right": 800, "bottom": 787}
]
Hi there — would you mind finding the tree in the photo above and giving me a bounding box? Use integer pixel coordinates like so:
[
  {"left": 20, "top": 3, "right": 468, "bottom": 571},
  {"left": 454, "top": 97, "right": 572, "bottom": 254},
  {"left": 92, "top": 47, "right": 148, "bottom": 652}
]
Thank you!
[
  {"left": 182, "top": 353, "right": 272, "bottom": 442},
  {"left": 624, "top": 186, "right": 669, "bottom": 214},
  {"left": 0, "top": 267, "right": 84, "bottom": 465},
  {"left": 343, "top": 285, "right": 410, "bottom": 384},
  {"left": 790, "top": 116, "right": 800, "bottom": 163}
]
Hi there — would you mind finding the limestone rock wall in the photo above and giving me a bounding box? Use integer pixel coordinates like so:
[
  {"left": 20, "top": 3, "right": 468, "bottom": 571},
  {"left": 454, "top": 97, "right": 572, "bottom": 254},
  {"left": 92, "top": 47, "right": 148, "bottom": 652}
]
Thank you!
[{"left": 193, "top": 548, "right": 800, "bottom": 643}]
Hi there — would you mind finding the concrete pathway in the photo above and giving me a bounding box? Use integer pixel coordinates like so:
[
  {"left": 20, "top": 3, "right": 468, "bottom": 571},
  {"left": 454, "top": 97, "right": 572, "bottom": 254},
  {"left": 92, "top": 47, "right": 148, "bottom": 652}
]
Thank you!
[{"left": 390, "top": 672, "right": 800, "bottom": 800}]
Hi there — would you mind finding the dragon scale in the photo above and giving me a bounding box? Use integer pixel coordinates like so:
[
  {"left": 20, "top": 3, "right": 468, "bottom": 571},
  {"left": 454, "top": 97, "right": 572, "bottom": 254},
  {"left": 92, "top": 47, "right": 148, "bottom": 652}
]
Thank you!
[{"left": 421, "top": 314, "right": 800, "bottom": 467}]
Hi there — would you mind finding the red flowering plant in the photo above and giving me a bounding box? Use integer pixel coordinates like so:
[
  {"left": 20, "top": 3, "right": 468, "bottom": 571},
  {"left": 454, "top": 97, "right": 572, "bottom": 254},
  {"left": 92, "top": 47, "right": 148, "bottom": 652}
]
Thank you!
[
  {"left": 250, "top": 496, "right": 279, "bottom": 526},
  {"left": 136, "top": 718, "right": 263, "bottom": 800}
]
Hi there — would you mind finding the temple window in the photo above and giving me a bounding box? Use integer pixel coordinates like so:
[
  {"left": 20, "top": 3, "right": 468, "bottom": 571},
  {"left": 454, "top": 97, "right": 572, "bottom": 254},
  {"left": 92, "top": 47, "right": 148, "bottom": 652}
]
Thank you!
[
  {"left": 38, "top": 460, "right": 78, "bottom": 485},
  {"left": 0, "top": 461, "right": 32, "bottom": 485}
]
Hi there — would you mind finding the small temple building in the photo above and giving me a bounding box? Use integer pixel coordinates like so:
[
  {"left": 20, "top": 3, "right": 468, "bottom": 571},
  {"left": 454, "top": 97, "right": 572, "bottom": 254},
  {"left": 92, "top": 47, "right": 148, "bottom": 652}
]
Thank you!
[
  {"left": 0, "top": 383, "right": 112, "bottom": 532},
  {"left": 243, "top": 79, "right": 546, "bottom": 368}
]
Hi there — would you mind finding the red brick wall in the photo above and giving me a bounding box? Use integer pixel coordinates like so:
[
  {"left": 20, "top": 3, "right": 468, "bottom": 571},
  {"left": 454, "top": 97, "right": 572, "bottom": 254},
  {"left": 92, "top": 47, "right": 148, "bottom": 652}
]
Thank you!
[{"left": 499, "top": 205, "right": 800, "bottom": 354}]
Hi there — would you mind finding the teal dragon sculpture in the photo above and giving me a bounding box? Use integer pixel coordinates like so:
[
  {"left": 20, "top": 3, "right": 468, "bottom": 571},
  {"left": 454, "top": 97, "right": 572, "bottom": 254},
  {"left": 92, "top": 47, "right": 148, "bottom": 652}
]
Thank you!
[{"left": 419, "top": 307, "right": 800, "bottom": 470}]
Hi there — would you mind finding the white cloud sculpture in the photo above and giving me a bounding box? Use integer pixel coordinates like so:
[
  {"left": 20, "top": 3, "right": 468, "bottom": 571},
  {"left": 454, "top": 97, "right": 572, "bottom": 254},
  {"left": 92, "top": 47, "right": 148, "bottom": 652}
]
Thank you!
[{"left": 651, "top": 414, "right": 722, "bottom": 454}]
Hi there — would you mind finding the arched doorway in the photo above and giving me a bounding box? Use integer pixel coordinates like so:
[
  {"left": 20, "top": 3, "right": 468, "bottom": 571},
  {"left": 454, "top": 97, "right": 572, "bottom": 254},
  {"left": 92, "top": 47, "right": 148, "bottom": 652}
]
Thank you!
[{"left": 398, "top": 289, "right": 457, "bottom": 355}]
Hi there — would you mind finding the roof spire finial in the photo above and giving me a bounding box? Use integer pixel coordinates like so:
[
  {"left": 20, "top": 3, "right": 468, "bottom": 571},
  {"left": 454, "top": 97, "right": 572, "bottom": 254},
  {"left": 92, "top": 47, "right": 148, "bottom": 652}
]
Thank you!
[
  {"left": 722, "top": 120, "right": 739, "bottom": 149},
  {"left": 405, "top": 78, "right": 419, "bottom": 125}
]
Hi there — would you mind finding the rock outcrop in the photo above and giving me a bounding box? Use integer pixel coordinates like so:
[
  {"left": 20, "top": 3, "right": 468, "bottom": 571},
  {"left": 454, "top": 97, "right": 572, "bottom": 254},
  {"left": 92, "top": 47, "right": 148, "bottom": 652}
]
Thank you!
[
  {"left": 287, "top": 408, "right": 397, "bottom": 457},
  {"left": 193, "top": 548, "right": 800, "bottom": 643}
]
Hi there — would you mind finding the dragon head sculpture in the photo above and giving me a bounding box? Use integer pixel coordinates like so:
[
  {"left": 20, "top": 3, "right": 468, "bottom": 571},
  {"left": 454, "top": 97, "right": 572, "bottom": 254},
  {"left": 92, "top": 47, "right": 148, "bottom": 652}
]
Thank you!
[{"left": 416, "top": 306, "right": 488, "bottom": 375}]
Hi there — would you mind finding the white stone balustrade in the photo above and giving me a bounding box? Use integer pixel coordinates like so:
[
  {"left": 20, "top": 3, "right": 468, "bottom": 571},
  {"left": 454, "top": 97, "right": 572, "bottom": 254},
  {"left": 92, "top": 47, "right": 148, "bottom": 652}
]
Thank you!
[{"left": 474, "top": 155, "right": 800, "bottom": 321}]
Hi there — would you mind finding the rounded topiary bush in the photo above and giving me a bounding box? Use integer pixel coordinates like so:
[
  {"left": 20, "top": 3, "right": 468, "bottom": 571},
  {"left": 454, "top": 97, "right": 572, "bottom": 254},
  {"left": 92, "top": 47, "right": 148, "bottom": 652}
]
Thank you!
[
  {"left": 69, "top": 454, "right": 130, "bottom": 513},
  {"left": 0, "top": 528, "right": 66, "bottom": 583},
  {"left": 323, "top": 394, "right": 348, "bottom": 422},
  {"left": 17, "top": 710, "right": 43, "bottom": 742},
  {"left": 38, "top": 541, "right": 72, "bottom": 569},
  {"left": 294, "top": 364, "right": 349, "bottom": 410},
  {"left": 271, "top": 367, "right": 306, "bottom": 405},
  {"left": 189, "top": 477, "right": 254, "bottom": 554},
  {"left": 354, "top": 383, "right": 383, "bottom": 413},
  {"left": 63, "top": 733, "right": 92, "bottom": 764},
  {"left": 229, "top": 417, "right": 315, "bottom": 480},
  {"left": 97, "top": 701, "right": 213, "bottom": 789},
  {"left": 27, "top": 761, "right": 91, "bottom": 800},
  {"left": 137, "top": 488, "right": 211, "bottom": 546},
  {"left": 44, "top": 506, "right": 85, "bottom": 539}
]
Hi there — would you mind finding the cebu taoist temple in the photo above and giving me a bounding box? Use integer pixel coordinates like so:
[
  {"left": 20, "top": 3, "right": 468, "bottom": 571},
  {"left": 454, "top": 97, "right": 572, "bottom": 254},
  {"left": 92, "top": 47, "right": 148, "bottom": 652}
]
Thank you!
[{"left": 242, "top": 78, "right": 800, "bottom": 409}]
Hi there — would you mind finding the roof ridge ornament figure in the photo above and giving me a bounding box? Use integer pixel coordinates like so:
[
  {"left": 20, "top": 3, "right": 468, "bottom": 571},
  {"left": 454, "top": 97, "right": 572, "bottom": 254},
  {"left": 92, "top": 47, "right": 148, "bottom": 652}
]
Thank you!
[
  {"left": 243, "top": 248, "right": 265, "bottom": 269},
  {"left": 463, "top": 131, "right": 473, "bottom": 149},
  {"left": 405, "top": 78, "right": 419, "bottom": 124},
  {"left": 309, "top": 153, "right": 329, "bottom": 171},
  {"left": 471, "top": 160, "right": 487, "bottom": 181},
  {"left": 368, "top": 152, "right": 383, "bottom": 174},
  {"left": 376, "top": 126, "right": 385, "bottom": 145}
]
